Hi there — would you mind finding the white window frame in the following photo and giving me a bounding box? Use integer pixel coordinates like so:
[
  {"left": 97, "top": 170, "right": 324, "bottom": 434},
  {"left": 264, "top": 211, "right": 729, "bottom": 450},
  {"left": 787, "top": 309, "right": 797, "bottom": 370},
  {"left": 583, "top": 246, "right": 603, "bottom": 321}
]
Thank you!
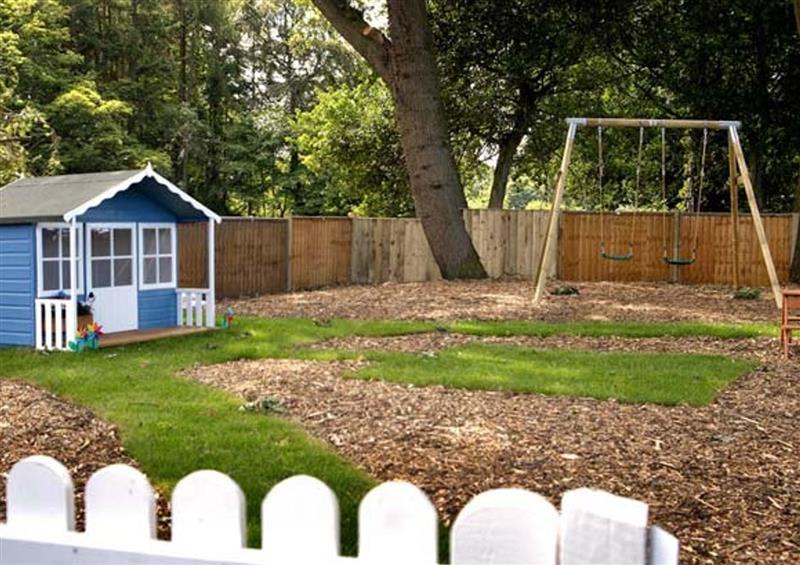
[
  {"left": 137, "top": 223, "right": 177, "bottom": 290},
  {"left": 86, "top": 222, "right": 137, "bottom": 291},
  {"left": 36, "top": 222, "right": 84, "bottom": 298}
]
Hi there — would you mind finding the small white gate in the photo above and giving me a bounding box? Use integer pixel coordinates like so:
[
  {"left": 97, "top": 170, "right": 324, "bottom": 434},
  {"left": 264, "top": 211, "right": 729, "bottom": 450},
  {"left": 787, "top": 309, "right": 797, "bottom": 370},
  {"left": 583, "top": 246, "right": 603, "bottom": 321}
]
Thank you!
[{"left": 0, "top": 455, "right": 679, "bottom": 564}]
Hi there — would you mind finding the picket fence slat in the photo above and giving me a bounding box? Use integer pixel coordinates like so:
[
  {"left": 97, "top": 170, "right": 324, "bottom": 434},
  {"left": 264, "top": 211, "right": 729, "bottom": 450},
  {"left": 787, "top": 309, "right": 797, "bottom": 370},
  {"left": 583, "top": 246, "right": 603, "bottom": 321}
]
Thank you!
[
  {"left": 1, "top": 455, "right": 678, "bottom": 565},
  {"left": 649, "top": 526, "right": 680, "bottom": 565},
  {"left": 358, "top": 481, "right": 438, "bottom": 565},
  {"left": 172, "top": 470, "right": 247, "bottom": 549},
  {"left": 559, "top": 488, "right": 649, "bottom": 565},
  {"left": 451, "top": 488, "right": 558, "bottom": 564},
  {"left": 6, "top": 455, "right": 75, "bottom": 533},
  {"left": 85, "top": 464, "right": 156, "bottom": 541},
  {"left": 261, "top": 475, "right": 340, "bottom": 563}
]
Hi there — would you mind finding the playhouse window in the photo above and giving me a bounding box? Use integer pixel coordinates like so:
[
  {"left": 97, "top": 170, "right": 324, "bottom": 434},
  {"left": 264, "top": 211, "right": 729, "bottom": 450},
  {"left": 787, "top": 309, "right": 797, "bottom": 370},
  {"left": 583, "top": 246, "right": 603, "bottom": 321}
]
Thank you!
[
  {"left": 37, "top": 224, "right": 83, "bottom": 297},
  {"left": 139, "top": 224, "right": 175, "bottom": 289}
]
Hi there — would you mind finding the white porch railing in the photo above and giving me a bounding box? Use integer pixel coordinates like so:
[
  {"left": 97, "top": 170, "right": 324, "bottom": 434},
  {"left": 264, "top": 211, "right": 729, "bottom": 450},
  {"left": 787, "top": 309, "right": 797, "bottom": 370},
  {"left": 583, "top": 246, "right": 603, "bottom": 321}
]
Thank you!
[
  {"left": 177, "top": 288, "right": 215, "bottom": 328},
  {"left": 34, "top": 299, "right": 76, "bottom": 351},
  {"left": 0, "top": 455, "right": 679, "bottom": 565}
]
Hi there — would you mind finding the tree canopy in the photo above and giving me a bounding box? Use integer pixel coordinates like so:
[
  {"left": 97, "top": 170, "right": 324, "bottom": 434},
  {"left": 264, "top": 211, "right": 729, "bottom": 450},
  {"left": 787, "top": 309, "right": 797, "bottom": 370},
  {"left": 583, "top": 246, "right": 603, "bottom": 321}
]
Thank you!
[{"left": 1, "top": 0, "right": 798, "bottom": 221}]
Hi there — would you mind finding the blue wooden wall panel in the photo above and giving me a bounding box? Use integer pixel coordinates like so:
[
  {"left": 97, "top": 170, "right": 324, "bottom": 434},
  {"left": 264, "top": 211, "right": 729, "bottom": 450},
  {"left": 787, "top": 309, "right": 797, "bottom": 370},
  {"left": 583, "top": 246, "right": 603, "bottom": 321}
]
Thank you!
[
  {"left": 138, "top": 288, "right": 177, "bottom": 329},
  {"left": 0, "top": 224, "right": 35, "bottom": 346},
  {"left": 77, "top": 188, "right": 177, "bottom": 223}
]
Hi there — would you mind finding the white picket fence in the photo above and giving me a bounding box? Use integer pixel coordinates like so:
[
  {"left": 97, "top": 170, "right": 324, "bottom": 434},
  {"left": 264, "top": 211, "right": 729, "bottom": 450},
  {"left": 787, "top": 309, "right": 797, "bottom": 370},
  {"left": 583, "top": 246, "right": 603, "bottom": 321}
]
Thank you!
[
  {"left": 177, "top": 288, "right": 214, "bottom": 328},
  {"left": 0, "top": 455, "right": 679, "bottom": 565},
  {"left": 34, "top": 299, "right": 76, "bottom": 351}
]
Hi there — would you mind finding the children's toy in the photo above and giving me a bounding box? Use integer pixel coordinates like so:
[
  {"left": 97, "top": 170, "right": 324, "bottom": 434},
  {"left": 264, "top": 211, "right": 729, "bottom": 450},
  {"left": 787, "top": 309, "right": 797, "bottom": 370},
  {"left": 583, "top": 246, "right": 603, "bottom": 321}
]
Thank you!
[
  {"left": 68, "top": 322, "right": 104, "bottom": 352},
  {"left": 222, "top": 307, "right": 235, "bottom": 329}
]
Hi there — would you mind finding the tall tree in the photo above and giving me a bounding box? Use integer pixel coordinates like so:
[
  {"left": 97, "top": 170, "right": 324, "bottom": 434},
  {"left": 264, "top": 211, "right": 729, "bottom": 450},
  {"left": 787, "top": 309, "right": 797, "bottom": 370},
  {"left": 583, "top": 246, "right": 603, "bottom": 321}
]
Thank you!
[
  {"left": 790, "top": 0, "right": 800, "bottom": 282},
  {"left": 309, "top": 0, "right": 485, "bottom": 279},
  {"left": 432, "top": 0, "right": 593, "bottom": 209}
]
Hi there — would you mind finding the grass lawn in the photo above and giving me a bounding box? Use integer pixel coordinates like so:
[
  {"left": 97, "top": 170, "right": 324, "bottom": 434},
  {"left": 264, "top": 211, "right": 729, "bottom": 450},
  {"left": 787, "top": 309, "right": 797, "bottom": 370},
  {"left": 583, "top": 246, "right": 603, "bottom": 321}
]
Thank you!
[
  {"left": 0, "top": 316, "right": 767, "bottom": 551},
  {"left": 0, "top": 318, "right": 432, "bottom": 553},
  {"left": 446, "top": 320, "right": 777, "bottom": 339},
  {"left": 348, "top": 344, "right": 757, "bottom": 406}
]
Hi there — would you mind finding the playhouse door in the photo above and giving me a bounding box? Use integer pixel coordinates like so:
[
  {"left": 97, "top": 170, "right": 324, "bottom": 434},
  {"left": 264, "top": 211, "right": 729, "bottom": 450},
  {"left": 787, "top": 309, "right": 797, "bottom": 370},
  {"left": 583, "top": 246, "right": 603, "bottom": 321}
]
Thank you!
[{"left": 87, "top": 224, "right": 138, "bottom": 333}]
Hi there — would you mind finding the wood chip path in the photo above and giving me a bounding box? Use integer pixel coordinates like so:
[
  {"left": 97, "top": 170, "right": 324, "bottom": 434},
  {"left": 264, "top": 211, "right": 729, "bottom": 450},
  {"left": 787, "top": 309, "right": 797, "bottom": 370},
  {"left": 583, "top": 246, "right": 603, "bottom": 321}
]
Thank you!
[
  {"left": 223, "top": 280, "right": 781, "bottom": 324},
  {"left": 0, "top": 380, "right": 171, "bottom": 538},
  {"left": 184, "top": 335, "right": 799, "bottom": 564}
]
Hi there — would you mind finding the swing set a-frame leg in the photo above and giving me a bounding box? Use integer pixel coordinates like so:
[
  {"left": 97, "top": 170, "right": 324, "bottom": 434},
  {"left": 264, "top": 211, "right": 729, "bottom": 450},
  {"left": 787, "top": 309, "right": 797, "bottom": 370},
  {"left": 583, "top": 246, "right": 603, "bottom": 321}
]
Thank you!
[
  {"left": 534, "top": 121, "right": 577, "bottom": 304},
  {"left": 729, "top": 126, "right": 782, "bottom": 309}
]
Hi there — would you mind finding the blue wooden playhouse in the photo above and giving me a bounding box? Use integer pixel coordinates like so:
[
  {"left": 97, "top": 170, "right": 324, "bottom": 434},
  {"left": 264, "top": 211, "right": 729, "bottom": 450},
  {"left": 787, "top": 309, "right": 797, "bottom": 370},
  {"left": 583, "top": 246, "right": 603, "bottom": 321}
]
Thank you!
[{"left": 0, "top": 165, "right": 220, "bottom": 350}]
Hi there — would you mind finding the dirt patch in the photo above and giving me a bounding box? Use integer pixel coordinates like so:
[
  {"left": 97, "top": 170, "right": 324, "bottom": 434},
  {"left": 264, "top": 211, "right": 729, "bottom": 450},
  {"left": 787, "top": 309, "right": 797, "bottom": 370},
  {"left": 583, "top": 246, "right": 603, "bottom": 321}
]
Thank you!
[
  {"left": 184, "top": 345, "right": 799, "bottom": 564},
  {"left": 222, "top": 280, "right": 782, "bottom": 324},
  {"left": 0, "top": 380, "right": 170, "bottom": 538}
]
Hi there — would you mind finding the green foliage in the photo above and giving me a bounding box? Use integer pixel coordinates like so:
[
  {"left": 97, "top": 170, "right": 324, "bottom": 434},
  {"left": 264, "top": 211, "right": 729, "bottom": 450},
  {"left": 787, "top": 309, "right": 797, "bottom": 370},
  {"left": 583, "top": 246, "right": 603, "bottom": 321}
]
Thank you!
[
  {"left": 48, "top": 82, "right": 168, "bottom": 172},
  {"left": 1, "top": 0, "right": 797, "bottom": 218},
  {"left": 550, "top": 285, "right": 580, "bottom": 296},
  {"left": 295, "top": 79, "right": 413, "bottom": 216},
  {"left": 733, "top": 287, "right": 762, "bottom": 300},
  {"left": 352, "top": 344, "right": 756, "bottom": 406}
]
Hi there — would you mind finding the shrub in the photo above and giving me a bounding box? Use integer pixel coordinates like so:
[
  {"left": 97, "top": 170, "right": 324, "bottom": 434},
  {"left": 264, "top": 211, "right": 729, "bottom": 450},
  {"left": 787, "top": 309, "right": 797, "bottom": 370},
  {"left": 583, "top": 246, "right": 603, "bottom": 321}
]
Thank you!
[
  {"left": 733, "top": 287, "right": 761, "bottom": 300},
  {"left": 550, "top": 285, "right": 580, "bottom": 296}
]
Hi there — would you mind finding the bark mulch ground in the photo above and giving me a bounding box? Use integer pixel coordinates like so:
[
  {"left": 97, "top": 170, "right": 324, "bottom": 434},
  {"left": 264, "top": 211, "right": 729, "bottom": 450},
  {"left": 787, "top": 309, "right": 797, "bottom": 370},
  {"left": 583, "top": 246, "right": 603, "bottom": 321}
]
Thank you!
[
  {"left": 0, "top": 380, "right": 171, "bottom": 538},
  {"left": 222, "top": 280, "right": 781, "bottom": 324},
  {"left": 183, "top": 335, "right": 799, "bottom": 564}
]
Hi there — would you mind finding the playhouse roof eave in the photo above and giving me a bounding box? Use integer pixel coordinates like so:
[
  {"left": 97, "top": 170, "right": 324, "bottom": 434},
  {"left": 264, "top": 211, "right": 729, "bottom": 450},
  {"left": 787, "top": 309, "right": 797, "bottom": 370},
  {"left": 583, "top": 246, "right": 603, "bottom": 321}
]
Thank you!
[
  {"left": 0, "top": 165, "right": 221, "bottom": 225},
  {"left": 63, "top": 164, "right": 222, "bottom": 224}
]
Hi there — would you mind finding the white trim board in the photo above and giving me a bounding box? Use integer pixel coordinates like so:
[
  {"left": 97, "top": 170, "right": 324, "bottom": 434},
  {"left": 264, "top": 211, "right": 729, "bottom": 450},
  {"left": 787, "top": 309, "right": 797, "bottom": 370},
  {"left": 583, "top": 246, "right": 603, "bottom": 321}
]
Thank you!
[
  {"left": 137, "top": 223, "right": 178, "bottom": 290},
  {"left": 63, "top": 164, "right": 222, "bottom": 224},
  {"left": 36, "top": 222, "right": 85, "bottom": 298}
]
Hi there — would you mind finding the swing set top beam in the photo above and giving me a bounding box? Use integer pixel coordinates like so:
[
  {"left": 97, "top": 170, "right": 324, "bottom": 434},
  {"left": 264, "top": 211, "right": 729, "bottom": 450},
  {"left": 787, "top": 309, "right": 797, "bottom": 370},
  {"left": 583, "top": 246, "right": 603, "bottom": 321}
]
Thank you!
[{"left": 566, "top": 117, "right": 741, "bottom": 130}]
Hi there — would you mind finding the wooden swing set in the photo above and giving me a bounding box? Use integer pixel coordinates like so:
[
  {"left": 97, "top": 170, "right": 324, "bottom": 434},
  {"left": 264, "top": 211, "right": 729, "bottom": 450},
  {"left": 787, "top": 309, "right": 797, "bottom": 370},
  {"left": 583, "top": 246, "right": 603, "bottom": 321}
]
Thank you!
[{"left": 533, "top": 117, "right": 783, "bottom": 309}]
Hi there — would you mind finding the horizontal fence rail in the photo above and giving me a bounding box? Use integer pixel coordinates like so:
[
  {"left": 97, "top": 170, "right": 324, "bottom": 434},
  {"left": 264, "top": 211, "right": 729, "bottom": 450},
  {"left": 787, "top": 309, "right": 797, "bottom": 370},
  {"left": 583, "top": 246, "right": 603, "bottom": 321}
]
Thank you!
[
  {"left": 1, "top": 455, "right": 679, "bottom": 565},
  {"left": 178, "top": 212, "right": 799, "bottom": 298}
]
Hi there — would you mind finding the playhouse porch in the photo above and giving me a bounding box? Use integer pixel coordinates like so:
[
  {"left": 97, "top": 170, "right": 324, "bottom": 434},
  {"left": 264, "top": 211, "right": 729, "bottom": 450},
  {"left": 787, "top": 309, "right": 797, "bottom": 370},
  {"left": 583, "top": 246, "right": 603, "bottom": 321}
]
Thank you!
[{"left": 34, "top": 286, "right": 215, "bottom": 351}]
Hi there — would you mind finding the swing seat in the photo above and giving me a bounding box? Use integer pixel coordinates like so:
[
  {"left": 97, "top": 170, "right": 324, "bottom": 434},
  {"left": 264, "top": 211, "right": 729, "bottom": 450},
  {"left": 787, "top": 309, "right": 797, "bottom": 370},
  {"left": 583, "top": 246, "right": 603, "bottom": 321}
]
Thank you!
[
  {"left": 662, "top": 256, "right": 696, "bottom": 266},
  {"left": 601, "top": 251, "right": 635, "bottom": 262},
  {"left": 600, "top": 244, "right": 634, "bottom": 262}
]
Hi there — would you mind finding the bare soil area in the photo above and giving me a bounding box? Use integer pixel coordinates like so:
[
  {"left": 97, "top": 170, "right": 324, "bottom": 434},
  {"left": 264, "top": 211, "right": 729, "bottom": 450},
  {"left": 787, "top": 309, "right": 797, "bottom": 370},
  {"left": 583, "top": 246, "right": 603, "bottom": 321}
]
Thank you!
[
  {"left": 184, "top": 336, "right": 799, "bottom": 564},
  {"left": 223, "top": 280, "right": 781, "bottom": 324},
  {"left": 0, "top": 380, "right": 170, "bottom": 537}
]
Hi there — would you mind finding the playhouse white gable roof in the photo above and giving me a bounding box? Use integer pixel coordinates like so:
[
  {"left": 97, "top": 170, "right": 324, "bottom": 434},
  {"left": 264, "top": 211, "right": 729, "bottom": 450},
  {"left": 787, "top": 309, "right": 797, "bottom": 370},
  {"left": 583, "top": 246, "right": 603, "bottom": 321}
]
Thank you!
[{"left": 0, "top": 165, "right": 221, "bottom": 224}]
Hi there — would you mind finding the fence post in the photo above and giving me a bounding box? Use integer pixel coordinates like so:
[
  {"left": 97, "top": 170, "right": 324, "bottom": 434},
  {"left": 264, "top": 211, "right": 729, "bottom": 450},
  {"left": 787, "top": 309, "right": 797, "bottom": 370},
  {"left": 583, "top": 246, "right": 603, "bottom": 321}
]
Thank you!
[
  {"left": 285, "top": 216, "right": 293, "bottom": 292},
  {"left": 451, "top": 488, "right": 559, "bottom": 564}
]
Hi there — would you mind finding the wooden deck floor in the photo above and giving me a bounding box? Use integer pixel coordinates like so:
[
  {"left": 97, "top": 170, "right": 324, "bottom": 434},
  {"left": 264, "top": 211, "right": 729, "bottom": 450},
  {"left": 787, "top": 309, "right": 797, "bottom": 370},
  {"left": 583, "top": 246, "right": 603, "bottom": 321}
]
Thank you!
[{"left": 101, "top": 326, "right": 211, "bottom": 347}]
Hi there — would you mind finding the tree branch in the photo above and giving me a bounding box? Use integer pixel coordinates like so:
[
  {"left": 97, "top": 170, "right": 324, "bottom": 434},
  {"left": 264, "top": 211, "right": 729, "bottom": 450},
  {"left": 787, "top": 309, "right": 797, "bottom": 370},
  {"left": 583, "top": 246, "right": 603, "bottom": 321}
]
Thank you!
[{"left": 309, "top": 0, "right": 393, "bottom": 82}]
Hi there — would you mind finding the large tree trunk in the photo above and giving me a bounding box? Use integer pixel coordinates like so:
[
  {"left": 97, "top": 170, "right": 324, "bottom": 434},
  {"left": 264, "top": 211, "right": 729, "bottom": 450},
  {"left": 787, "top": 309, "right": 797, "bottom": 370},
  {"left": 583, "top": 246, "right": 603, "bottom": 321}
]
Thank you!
[
  {"left": 386, "top": 0, "right": 485, "bottom": 277},
  {"left": 792, "top": 0, "right": 800, "bottom": 282},
  {"left": 790, "top": 175, "right": 800, "bottom": 282},
  {"left": 795, "top": 0, "right": 800, "bottom": 33},
  {"left": 309, "top": 0, "right": 486, "bottom": 279},
  {"left": 488, "top": 125, "right": 526, "bottom": 209}
]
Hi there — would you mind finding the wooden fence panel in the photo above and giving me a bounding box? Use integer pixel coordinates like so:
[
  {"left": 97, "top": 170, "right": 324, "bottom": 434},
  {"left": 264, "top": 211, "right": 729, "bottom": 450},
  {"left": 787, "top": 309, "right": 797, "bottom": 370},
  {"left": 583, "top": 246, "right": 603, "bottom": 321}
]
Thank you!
[
  {"left": 672, "top": 213, "right": 792, "bottom": 286},
  {"left": 462, "top": 209, "right": 552, "bottom": 278},
  {"left": 178, "top": 222, "right": 207, "bottom": 289},
  {"left": 290, "top": 217, "right": 352, "bottom": 290},
  {"left": 178, "top": 219, "right": 288, "bottom": 298},
  {"left": 559, "top": 212, "right": 671, "bottom": 282},
  {"left": 180, "top": 210, "right": 795, "bottom": 296},
  {"left": 351, "top": 218, "right": 441, "bottom": 284},
  {"left": 559, "top": 211, "right": 794, "bottom": 285}
]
